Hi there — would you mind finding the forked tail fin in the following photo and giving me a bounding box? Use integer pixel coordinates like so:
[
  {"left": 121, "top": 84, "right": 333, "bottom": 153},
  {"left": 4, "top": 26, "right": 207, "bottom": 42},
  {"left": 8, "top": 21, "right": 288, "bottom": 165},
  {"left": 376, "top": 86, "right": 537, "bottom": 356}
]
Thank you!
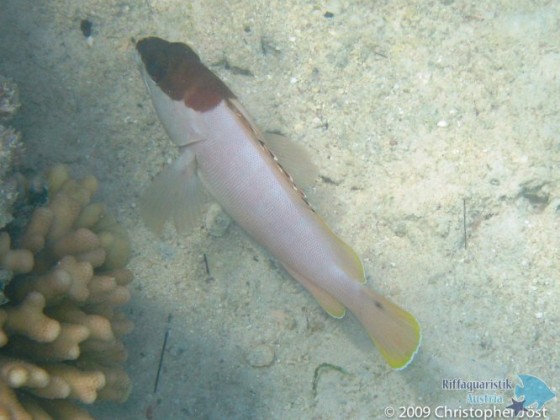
[{"left": 354, "top": 287, "right": 421, "bottom": 369}]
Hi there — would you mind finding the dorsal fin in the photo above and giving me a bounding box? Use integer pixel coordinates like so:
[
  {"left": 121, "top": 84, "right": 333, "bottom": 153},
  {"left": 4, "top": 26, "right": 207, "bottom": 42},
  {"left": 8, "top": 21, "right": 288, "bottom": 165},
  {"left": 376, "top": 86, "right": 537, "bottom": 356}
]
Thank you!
[
  {"left": 263, "top": 132, "right": 318, "bottom": 190},
  {"left": 225, "top": 98, "right": 318, "bottom": 208}
]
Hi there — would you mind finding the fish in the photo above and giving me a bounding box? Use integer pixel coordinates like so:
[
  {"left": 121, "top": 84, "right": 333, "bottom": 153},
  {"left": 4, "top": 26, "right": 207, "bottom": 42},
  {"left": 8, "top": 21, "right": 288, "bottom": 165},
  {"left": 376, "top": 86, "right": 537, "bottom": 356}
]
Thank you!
[
  {"left": 135, "top": 36, "right": 421, "bottom": 369},
  {"left": 514, "top": 374, "right": 556, "bottom": 410}
]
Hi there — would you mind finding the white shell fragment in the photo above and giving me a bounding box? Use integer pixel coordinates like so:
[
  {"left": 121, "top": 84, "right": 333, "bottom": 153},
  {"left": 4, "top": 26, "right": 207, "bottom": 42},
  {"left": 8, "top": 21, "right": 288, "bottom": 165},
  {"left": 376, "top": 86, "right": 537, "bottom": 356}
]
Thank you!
[{"left": 245, "top": 344, "right": 275, "bottom": 367}]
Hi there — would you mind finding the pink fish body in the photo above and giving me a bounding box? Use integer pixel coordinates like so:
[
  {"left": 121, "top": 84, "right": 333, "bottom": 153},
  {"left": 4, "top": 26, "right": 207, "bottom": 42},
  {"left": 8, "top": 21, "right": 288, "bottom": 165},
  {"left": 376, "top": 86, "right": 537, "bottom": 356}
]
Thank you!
[{"left": 136, "top": 37, "right": 420, "bottom": 369}]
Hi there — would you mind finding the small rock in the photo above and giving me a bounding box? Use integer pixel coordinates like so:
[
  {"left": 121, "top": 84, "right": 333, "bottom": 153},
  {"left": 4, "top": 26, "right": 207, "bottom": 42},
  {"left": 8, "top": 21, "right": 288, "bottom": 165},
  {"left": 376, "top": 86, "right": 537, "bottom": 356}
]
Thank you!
[
  {"left": 518, "top": 178, "right": 550, "bottom": 207},
  {"left": 271, "top": 310, "right": 296, "bottom": 330},
  {"left": 205, "top": 203, "right": 231, "bottom": 237},
  {"left": 245, "top": 344, "right": 275, "bottom": 367},
  {"left": 393, "top": 222, "right": 407, "bottom": 237}
]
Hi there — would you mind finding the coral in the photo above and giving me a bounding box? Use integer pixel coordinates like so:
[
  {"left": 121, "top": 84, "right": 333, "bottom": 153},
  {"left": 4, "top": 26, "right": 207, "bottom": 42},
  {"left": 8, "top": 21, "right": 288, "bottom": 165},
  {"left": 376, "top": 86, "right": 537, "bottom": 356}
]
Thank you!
[
  {"left": 0, "top": 75, "right": 23, "bottom": 230},
  {"left": 0, "top": 76, "right": 20, "bottom": 122},
  {"left": 0, "top": 165, "right": 133, "bottom": 419}
]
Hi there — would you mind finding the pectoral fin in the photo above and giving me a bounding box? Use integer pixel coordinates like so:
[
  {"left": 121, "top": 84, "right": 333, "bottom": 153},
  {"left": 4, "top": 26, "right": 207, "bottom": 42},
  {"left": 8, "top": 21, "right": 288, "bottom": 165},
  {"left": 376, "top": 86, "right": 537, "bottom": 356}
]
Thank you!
[
  {"left": 139, "top": 147, "right": 205, "bottom": 234},
  {"left": 283, "top": 265, "right": 346, "bottom": 318}
]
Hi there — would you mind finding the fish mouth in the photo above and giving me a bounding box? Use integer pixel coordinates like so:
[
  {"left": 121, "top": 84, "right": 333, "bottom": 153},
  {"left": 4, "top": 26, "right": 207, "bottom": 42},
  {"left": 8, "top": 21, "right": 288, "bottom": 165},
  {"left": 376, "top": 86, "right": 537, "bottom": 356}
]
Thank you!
[
  {"left": 133, "top": 48, "right": 142, "bottom": 67},
  {"left": 133, "top": 39, "right": 145, "bottom": 72}
]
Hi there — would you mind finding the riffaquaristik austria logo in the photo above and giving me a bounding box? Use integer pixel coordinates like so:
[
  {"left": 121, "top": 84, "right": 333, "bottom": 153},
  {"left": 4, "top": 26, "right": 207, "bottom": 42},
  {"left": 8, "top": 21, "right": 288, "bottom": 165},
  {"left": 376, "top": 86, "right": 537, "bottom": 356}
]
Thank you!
[
  {"left": 507, "top": 374, "right": 556, "bottom": 416},
  {"left": 441, "top": 373, "right": 556, "bottom": 417}
]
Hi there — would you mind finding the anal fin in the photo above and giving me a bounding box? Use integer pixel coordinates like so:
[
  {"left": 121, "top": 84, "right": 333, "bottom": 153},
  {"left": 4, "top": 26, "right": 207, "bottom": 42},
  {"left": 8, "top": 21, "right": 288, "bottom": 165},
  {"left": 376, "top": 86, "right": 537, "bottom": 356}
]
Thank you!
[{"left": 283, "top": 265, "right": 346, "bottom": 318}]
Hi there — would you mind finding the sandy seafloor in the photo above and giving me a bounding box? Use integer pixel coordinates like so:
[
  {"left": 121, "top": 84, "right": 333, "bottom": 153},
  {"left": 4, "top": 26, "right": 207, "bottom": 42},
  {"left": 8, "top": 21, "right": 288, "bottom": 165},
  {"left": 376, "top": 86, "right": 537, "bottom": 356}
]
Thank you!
[{"left": 1, "top": 0, "right": 559, "bottom": 418}]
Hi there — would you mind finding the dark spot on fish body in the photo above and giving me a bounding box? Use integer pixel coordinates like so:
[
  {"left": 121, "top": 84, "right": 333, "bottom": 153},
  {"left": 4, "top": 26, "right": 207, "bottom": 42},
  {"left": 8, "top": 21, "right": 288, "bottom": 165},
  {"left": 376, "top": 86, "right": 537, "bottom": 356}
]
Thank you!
[{"left": 374, "top": 300, "right": 384, "bottom": 310}]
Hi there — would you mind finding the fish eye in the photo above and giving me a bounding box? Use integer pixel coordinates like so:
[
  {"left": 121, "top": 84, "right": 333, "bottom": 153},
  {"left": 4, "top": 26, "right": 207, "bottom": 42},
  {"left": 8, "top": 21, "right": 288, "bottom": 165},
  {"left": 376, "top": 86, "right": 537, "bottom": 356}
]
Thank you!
[{"left": 145, "top": 54, "right": 167, "bottom": 83}]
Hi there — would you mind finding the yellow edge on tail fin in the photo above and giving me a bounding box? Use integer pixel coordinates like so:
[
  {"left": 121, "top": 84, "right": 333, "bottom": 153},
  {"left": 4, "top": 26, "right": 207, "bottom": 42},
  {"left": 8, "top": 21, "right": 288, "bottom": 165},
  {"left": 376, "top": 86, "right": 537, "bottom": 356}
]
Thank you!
[
  {"left": 363, "top": 288, "right": 421, "bottom": 369},
  {"left": 379, "top": 308, "right": 421, "bottom": 370}
]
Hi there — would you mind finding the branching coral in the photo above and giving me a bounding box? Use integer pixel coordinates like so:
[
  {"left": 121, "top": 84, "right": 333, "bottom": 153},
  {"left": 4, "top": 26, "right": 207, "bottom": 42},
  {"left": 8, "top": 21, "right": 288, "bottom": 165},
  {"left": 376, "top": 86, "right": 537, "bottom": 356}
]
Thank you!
[
  {"left": 0, "top": 75, "right": 23, "bottom": 233},
  {"left": 0, "top": 165, "right": 133, "bottom": 419}
]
